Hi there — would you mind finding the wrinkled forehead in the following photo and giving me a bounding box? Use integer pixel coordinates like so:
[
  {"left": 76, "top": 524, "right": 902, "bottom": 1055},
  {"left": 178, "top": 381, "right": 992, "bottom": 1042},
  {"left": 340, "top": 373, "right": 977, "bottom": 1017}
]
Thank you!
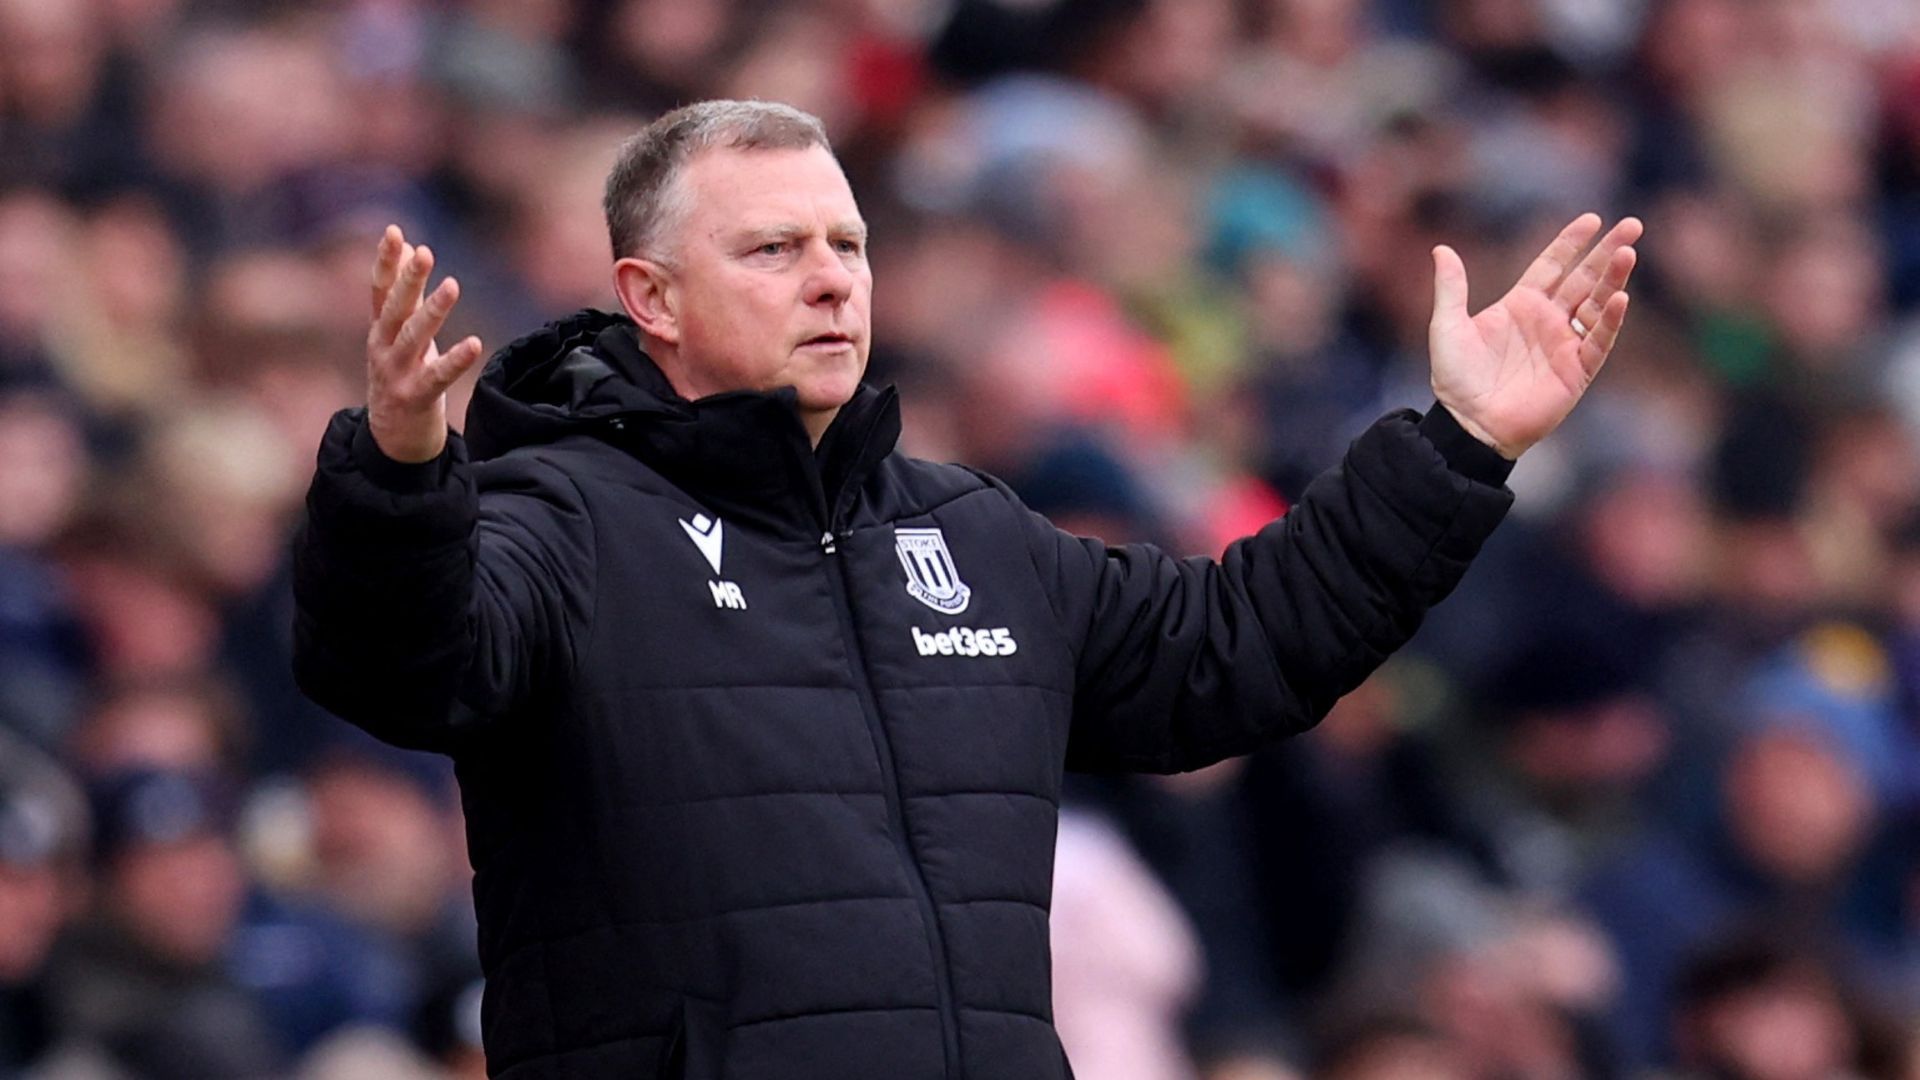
[{"left": 676, "top": 144, "right": 864, "bottom": 240}]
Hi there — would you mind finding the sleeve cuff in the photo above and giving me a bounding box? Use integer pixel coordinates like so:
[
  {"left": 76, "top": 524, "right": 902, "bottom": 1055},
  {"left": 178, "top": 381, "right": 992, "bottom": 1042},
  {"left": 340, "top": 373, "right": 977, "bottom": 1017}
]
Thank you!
[
  {"left": 348, "top": 416, "right": 456, "bottom": 493},
  {"left": 1418, "top": 403, "right": 1514, "bottom": 487}
]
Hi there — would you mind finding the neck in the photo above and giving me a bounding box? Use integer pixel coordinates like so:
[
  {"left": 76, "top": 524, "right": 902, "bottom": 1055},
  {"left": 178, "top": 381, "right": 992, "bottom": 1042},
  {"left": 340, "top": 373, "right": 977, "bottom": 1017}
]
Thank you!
[{"left": 802, "top": 407, "right": 836, "bottom": 449}]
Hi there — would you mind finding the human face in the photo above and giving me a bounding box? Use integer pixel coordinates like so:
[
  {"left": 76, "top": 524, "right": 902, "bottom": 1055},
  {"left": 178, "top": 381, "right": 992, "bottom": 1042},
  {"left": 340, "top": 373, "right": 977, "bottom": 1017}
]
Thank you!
[
  {"left": 111, "top": 835, "right": 244, "bottom": 966},
  {"left": 650, "top": 145, "right": 871, "bottom": 436}
]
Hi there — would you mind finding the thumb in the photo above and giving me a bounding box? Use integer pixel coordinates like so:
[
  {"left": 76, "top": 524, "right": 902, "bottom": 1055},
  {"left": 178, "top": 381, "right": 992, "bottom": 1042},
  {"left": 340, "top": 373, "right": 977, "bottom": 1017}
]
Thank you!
[{"left": 1431, "top": 244, "right": 1470, "bottom": 328}]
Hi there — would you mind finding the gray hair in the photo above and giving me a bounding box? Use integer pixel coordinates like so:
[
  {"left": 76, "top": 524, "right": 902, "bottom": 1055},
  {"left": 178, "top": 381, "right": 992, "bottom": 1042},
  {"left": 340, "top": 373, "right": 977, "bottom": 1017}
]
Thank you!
[{"left": 603, "top": 100, "right": 833, "bottom": 264}]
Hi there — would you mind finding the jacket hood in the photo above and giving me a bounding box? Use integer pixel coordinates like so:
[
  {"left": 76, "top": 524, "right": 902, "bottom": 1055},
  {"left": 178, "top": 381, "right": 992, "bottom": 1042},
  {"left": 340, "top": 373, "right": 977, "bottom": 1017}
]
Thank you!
[{"left": 464, "top": 309, "right": 671, "bottom": 461}]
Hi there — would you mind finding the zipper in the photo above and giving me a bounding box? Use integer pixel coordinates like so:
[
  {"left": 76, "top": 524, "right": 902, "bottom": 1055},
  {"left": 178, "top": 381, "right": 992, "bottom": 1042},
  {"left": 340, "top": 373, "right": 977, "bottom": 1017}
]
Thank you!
[
  {"left": 792, "top": 390, "right": 957, "bottom": 1073},
  {"left": 820, "top": 528, "right": 962, "bottom": 1079}
]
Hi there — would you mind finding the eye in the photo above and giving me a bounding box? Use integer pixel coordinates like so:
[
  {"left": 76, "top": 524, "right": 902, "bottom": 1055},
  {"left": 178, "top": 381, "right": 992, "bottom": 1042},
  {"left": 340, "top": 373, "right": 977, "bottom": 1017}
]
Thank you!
[
  {"left": 835, "top": 239, "right": 865, "bottom": 257},
  {"left": 756, "top": 241, "right": 787, "bottom": 256}
]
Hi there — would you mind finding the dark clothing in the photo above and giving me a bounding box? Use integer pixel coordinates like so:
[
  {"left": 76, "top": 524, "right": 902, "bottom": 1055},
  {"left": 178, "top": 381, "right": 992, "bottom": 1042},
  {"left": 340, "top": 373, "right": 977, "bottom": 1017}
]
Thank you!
[
  {"left": 291, "top": 309, "right": 1512, "bottom": 1079},
  {"left": 1579, "top": 822, "right": 1874, "bottom": 1070},
  {"left": 0, "top": 979, "right": 54, "bottom": 1075},
  {"left": 42, "top": 920, "right": 285, "bottom": 1080}
]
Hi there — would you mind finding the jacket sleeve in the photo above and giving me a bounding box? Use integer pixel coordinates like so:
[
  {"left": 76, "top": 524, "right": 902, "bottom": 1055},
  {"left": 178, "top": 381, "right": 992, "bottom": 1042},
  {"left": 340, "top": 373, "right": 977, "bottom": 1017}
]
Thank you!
[
  {"left": 291, "top": 409, "right": 596, "bottom": 754},
  {"left": 1022, "top": 407, "right": 1513, "bottom": 775}
]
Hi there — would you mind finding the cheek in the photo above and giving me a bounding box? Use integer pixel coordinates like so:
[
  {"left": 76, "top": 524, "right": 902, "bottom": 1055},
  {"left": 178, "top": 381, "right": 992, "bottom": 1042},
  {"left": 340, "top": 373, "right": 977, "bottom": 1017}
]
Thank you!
[
  {"left": 677, "top": 291, "right": 749, "bottom": 367},
  {"left": 684, "top": 279, "right": 783, "bottom": 346},
  {"left": 682, "top": 286, "right": 803, "bottom": 391}
]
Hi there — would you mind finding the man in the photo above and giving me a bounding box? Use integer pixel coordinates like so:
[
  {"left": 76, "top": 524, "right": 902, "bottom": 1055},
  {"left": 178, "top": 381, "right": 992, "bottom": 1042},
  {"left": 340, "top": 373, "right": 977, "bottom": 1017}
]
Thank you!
[
  {"left": 0, "top": 732, "right": 87, "bottom": 1074},
  {"left": 46, "top": 768, "right": 282, "bottom": 1079},
  {"left": 293, "top": 100, "right": 1638, "bottom": 1080}
]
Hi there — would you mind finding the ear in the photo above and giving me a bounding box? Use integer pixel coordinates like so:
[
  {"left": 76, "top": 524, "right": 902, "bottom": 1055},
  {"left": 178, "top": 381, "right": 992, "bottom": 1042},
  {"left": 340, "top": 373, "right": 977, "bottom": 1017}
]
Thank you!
[{"left": 612, "top": 256, "right": 680, "bottom": 346}]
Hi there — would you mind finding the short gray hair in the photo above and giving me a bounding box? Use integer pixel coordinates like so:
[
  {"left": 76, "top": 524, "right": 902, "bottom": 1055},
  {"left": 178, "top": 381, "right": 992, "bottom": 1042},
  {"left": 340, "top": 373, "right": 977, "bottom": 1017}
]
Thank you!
[{"left": 603, "top": 100, "right": 833, "bottom": 263}]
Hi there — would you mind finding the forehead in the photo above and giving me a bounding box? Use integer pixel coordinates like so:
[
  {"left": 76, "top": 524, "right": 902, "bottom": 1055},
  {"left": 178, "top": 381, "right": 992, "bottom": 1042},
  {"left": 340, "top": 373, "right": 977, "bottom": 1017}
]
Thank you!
[{"left": 677, "top": 144, "right": 862, "bottom": 235}]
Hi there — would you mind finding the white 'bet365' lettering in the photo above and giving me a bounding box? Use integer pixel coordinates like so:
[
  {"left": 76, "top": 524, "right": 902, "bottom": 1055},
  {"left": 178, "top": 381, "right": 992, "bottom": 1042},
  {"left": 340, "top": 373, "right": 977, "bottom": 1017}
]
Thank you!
[{"left": 911, "top": 626, "right": 1017, "bottom": 658}]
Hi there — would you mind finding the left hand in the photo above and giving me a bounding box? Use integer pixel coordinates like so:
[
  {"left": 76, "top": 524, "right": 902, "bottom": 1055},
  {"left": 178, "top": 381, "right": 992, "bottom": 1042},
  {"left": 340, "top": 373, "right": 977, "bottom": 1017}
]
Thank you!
[{"left": 1429, "top": 213, "right": 1640, "bottom": 459}]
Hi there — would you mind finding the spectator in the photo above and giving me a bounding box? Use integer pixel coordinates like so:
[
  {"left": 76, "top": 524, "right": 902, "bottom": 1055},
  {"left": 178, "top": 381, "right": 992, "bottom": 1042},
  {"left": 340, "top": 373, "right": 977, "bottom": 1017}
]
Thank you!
[
  {"left": 0, "top": 731, "right": 88, "bottom": 1074},
  {"left": 43, "top": 767, "right": 282, "bottom": 1079},
  {"left": 1666, "top": 933, "right": 1898, "bottom": 1080},
  {"left": 66, "top": 673, "right": 247, "bottom": 777},
  {"left": 1050, "top": 808, "right": 1203, "bottom": 1080},
  {"left": 1581, "top": 724, "right": 1877, "bottom": 1067}
]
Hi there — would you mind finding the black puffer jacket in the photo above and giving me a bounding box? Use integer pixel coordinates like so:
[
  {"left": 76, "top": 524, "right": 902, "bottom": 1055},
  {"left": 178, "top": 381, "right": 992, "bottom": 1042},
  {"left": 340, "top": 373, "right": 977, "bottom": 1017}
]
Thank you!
[{"left": 292, "top": 309, "right": 1513, "bottom": 1080}]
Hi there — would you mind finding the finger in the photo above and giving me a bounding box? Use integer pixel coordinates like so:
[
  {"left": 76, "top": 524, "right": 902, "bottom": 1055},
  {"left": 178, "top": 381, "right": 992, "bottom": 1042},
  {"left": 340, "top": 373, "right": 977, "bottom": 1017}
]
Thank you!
[
  {"left": 1577, "top": 292, "right": 1630, "bottom": 381},
  {"left": 1550, "top": 217, "right": 1642, "bottom": 311},
  {"left": 1516, "top": 212, "right": 1603, "bottom": 293},
  {"left": 371, "top": 240, "right": 419, "bottom": 343},
  {"left": 424, "top": 335, "right": 486, "bottom": 393},
  {"left": 1570, "top": 245, "right": 1637, "bottom": 335},
  {"left": 1431, "top": 245, "right": 1470, "bottom": 326},
  {"left": 376, "top": 245, "right": 434, "bottom": 348},
  {"left": 394, "top": 275, "right": 459, "bottom": 361},
  {"left": 1572, "top": 296, "right": 1600, "bottom": 338},
  {"left": 370, "top": 225, "right": 405, "bottom": 318}
]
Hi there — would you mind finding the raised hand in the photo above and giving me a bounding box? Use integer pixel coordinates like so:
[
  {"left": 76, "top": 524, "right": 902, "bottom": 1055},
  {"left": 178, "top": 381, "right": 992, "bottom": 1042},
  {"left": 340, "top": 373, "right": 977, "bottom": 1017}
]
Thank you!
[
  {"left": 1428, "top": 213, "right": 1640, "bottom": 460},
  {"left": 366, "top": 225, "right": 487, "bottom": 463}
]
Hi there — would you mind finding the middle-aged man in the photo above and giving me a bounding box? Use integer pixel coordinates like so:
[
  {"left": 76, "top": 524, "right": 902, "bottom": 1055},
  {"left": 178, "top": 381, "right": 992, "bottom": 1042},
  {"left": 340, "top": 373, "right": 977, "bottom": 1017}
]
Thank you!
[{"left": 292, "top": 100, "right": 1638, "bottom": 1080}]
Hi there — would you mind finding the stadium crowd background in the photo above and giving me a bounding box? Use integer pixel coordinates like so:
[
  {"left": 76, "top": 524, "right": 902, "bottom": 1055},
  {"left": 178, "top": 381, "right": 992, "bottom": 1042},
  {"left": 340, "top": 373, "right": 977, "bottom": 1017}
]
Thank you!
[{"left": 3, "top": 0, "right": 1920, "bottom": 1076}]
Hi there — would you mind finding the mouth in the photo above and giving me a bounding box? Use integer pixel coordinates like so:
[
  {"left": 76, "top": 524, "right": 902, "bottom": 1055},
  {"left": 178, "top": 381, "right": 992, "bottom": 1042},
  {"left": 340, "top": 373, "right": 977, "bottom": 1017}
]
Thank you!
[{"left": 799, "top": 332, "right": 854, "bottom": 349}]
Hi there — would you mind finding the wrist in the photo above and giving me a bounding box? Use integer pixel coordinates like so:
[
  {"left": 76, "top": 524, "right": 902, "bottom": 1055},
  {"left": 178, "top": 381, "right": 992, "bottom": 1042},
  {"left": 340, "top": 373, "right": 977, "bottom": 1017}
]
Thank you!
[
  {"left": 1420, "top": 402, "right": 1517, "bottom": 485},
  {"left": 1431, "top": 398, "right": 1524, "bottom": 459},
  {"left": 368, "top": 405, "right": 448, "bottom": 464},
  {"left": 351, "top": 416, "right": 453, "bottom": 491}
]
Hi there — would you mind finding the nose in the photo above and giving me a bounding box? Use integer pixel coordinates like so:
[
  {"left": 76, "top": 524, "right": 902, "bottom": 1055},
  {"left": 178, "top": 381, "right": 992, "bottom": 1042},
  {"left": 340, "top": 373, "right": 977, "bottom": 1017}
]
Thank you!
[{"left": 803, "top": 240, "right": 855, "bottom": 307}]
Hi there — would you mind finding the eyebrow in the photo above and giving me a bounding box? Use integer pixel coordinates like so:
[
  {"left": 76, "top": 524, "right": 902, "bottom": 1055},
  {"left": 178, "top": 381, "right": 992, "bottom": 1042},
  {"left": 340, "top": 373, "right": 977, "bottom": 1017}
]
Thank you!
[{"left": 736, "top": 220, "right": 869, "bottom": 246}]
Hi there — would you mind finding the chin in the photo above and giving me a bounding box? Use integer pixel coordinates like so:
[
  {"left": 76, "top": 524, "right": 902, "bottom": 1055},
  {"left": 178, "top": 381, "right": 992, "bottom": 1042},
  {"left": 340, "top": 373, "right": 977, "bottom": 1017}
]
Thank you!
[
  {"left": 794, "top": 358, "right": 866, "bottom": 412},
  {"left": 795, "top": 377, "right": 861, "bottom": 415}
]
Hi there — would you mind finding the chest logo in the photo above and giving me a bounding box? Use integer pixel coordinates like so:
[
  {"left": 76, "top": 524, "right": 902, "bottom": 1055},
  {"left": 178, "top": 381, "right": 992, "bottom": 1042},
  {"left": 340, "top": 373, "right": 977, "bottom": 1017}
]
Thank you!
[
  {"left": 681, "top": 513, "right": 746, "bottom": 610},
  {"left": 679, "top": 513, "right": 725, "bottom": 574},
  {"left": 896, "top": 527, "right": 972, "bottom": 615}
]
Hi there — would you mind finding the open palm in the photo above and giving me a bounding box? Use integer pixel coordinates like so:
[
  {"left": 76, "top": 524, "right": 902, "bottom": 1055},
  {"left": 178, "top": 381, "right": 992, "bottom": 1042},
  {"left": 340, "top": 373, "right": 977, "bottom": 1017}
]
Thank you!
[{"left": 1429, "top": 214, "right": 1640, "bottom": 459}]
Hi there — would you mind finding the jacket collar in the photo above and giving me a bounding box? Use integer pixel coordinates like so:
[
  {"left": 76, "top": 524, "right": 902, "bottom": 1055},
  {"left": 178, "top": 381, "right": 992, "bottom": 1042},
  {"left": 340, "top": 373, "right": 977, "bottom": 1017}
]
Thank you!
[{"left": 466, "top": 310, "right": 901, "bottom": 539}]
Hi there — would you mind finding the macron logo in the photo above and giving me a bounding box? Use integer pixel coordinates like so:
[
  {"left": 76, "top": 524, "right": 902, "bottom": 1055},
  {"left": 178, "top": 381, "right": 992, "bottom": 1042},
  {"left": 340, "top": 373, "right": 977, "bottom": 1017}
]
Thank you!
[
  {"left": 678, "top": 513, "right": 724, "bottom": 574},
  {"left": 912, "top": 626, "right": 1018, "bottom": 658},
  {"left": 680, "top": 513, "right": 745, "bottom": 610}
]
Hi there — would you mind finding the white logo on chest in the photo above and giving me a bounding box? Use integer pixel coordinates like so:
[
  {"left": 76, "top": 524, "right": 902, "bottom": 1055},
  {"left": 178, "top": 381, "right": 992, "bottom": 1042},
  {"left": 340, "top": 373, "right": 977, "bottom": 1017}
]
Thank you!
[
  {"left": 912, "top": 626, "right": 1017, "bottom": 657},
  {"left": 679, "top": 513, "right": 746, "bottom": 609},
  {"left": 895, "top": 527, "right": 972, "bottom": 615},
  {"left": 678, "top": 513, "right": 724, "bottom": 573}
]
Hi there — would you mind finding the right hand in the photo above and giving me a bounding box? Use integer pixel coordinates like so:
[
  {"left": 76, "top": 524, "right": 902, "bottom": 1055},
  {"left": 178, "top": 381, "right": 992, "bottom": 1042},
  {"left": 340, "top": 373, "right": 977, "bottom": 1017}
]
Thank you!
[{"left": 367, "top": 225, "right": 487, "bottom": 462}]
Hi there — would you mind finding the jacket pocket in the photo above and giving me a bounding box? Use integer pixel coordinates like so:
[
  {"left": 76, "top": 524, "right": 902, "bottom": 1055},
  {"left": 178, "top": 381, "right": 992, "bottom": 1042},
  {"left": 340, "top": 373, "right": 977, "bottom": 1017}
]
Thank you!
[{"left": 658, "top": 995, "right": 729, "bottom": 1080}]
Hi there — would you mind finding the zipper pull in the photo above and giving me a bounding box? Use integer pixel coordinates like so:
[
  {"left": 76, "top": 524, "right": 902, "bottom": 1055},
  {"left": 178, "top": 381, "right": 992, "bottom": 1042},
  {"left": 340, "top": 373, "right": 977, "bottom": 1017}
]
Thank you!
[{"left": 820, "top": 530, "right": 837, "bottom": 554}]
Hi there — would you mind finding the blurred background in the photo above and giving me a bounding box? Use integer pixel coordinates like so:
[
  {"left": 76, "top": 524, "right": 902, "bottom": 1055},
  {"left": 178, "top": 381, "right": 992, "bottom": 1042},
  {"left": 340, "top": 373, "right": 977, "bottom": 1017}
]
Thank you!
[{"left": 2, "top": 0, "right": 1920, "bottom": 1077}]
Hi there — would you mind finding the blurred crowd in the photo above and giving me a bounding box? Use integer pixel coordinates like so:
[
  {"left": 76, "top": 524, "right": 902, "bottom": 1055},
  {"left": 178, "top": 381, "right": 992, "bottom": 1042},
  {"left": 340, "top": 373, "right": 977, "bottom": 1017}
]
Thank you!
[{"left": 3, "top": 0, "right": 1920, "bottom": 1077}]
